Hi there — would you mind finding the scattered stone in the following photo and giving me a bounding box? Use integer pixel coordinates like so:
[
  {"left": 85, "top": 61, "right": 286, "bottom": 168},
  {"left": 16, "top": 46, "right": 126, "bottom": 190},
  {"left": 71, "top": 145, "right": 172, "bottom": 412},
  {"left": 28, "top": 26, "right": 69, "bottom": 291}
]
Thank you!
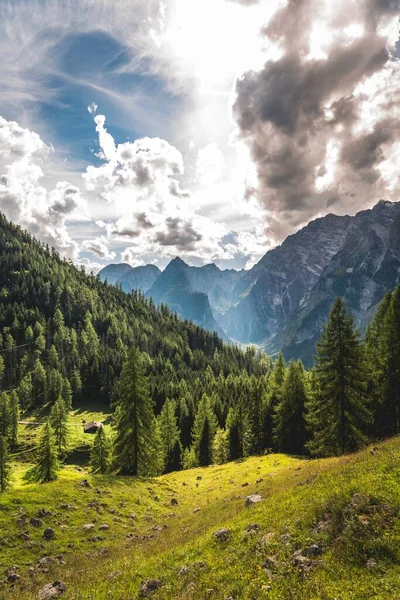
[
  {"left": 170, "top": 498, "right": 179, "bottom": 506},
  {"left": 82, "top": 524, "right": 95, "bottom": 531},
  {"left": 37, "top": 557, "right": 57, "bottom": 571},
  {"left": 178, "top": 565, "right": 189, "bottom": 576},
  {"left": 291, "top": 550, "right": 312, "bottom": 569},
  {"left": 59, "top": 503, "right": 75, "bottom": 510},
  {"left": 193, "top": 508, "right": 201, "bottom": 513},
  {"left": 43, "top": 528, "right": 55, "bottom": 540},
  {"left": 313, "top": 518, "right": 331, "bottom": 534},
  {"left": 5, "top": 566, "right": 20, "bottom": 583},
  {"left": 304, "top": 544, "right": 322, "bottom": 557},
  {"left": 38, "top": 509, "right": 52, "bottom": 518},
  {"left": 256, "top": 478, "right": 263, "bottom": 484},
  {"left": 140, "top": 578, "right": 163, "bottom": 597},
  {"left": 21, "top": 532, "right": 30, "bottom": 541},
  {"left": 245, "top": 523, "right": 260, "bottom": 533},
  {"left": 214, "top": 527, "right": 231, "bottom": 541},
  {"left": 241, "top": 482, "right": 249, "bottom": 487},
  {"left": 264, "top": 556, "right": 279, "bottom": 572},
  {"left": 30, "top": 517, "right": 43, "bottom": 528},
  {"left": 87, "top": 535, "right": 106, "bottom": 542},
  {"left": 196, "top": 476, "right": 202, "bottom": 480},
  {"left": 259, "top": 532, "right": 276, "bottom": 546},
  {"left": 366, "top": 558, "right": 378, "bottom": 570},
  {"left": 279, "top": 533, "right": 292, "bottom": 544},
  {"left": 38, "top": 581, "right": 66, "bottom": 599},
  {"left": 129, "top": 513, "right": 137, "bottom": 519},
  {"left": 98, "top": 524, "right": 109, "bottom": 531},
  {"left": 245, "top": 494, "right": 262, "bottom": 508}
]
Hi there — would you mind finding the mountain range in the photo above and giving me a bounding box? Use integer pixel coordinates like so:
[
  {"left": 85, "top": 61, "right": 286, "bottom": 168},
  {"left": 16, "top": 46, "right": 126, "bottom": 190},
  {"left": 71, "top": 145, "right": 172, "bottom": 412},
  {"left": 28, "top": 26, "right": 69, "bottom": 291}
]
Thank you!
[{"left": 99, "top": 200, "right": 400, "bottom": 364}]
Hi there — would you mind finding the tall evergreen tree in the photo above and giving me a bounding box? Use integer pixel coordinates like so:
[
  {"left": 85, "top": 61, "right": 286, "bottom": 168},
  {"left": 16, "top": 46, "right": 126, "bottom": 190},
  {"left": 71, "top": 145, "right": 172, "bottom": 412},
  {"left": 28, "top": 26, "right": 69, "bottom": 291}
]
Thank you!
[
  {"left": 192, "top": 394, "right": 217, "bottom": 466},
  {"left": 226, "top": 394, "right": 248, "bottom": 460},
  {"left": 212, "top": 427, "right": 229, "bottom": 464},
  {"left": 266, "top": 353, "right": 286, "bottom": 449},
  {"left": 158, "top": 398, "right": 181, "bottom": 473},
  {"left": 34, "top": 421, "right": 59, "bottom": 482},
  {"left": 9, "top": 391, "right": 19, "bottom": 448},
  {"left": 274, "top": 360, "right": 308, "bottom": 454},
  {"left": 0, "top": 393, "right": 11, "bottom": 440},
  {"left": 307, "top": 298, "right": 371, "bottom": 456},
  {"left": 113, "top": 348, "right": 161, "bottom": 476},
  {"left": 50, "top": 397, "right": 69, "bottom": 453},
  {"left": 0, "top": 435, "right": 11, "bottom": 492},
  {"left": 90, "top": 426, "right": 111, "bottom": 474},
  {"left": 246, "top": 378, "right": 266, "bottom": 456}
]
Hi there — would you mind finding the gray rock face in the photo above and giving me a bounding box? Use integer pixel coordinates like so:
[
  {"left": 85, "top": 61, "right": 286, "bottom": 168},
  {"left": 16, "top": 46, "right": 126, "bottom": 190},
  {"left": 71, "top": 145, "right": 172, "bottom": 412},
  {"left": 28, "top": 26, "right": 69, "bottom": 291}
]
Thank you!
[
  {"left": 98, "top": 201, "right": 400, "bottom": 363},
  {"left": 98, "top": 264, "right": 160, "bottom": 293}
]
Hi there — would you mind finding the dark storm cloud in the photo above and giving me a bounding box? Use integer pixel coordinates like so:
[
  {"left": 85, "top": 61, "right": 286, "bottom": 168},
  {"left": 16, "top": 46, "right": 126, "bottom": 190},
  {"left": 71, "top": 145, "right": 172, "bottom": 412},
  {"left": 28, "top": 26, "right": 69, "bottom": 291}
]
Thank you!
[
  {"left": 233, "top": 0, "right": 400, "bottom": 239},
  {"left": 155, "top": 217, "right": 202, "bottom": 250}
]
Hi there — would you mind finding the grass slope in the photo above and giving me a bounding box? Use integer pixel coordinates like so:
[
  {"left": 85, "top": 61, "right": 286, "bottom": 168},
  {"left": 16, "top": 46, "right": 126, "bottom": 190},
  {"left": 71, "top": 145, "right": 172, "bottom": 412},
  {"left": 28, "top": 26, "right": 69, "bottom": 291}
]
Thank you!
[{"left": 1, "top": 438, "right": 400, "bottom": 599}]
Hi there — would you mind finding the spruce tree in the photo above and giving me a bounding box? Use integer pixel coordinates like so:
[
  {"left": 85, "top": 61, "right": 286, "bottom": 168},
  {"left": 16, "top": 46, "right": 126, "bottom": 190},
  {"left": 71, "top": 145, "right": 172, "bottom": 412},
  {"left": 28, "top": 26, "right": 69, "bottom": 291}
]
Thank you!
[
  {"left": 307, "top": 298, "right": 371, "bottom": 456},
  {"left": 0, "top": 435, "right": 11, "bottom": 492},
  {"left": 50, "top": 397, "right": 69, "bottom": 453},
  {"left": 34, "top": 421, "right": 59, "bottom": 482},
  {"left": 113, "top": 348, "right": 160, "bottom": 476},
  {"left": 380, "top": 286, "right": 400, "bottom": 434},
  {"left": 90, "top": 426, "right": 111, "bottom": 474},
  {"left": 158, "top": 398, "right": 181, "bottom": 473},
  {"left": 0, "top": 393, "right": 11, "bottom": 440},
  {"left": 246, "top": 378, "right": 266, "bottom": 456},
  {"left": 274, "top": 360, "right": 308, "bottom": 454},
  {"left": 226, "top": 395, "right": 248, "bottom": 460},
  {"left": 192, "top": 394, "right": 217, "bottom": 466},
  {"left": 266, "top": 353, "right": 286, "bottom": 449}
]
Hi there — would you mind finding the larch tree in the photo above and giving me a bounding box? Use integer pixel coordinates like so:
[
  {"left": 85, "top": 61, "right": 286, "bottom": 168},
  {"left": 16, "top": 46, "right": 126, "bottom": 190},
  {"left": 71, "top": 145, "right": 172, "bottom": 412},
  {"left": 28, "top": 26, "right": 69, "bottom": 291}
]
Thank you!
[
  {"left": 113, "top": 348, "right": 161, "bottom": 476},
  {"left": 307, "top": 298, "right": 371, "bottom": 456}
]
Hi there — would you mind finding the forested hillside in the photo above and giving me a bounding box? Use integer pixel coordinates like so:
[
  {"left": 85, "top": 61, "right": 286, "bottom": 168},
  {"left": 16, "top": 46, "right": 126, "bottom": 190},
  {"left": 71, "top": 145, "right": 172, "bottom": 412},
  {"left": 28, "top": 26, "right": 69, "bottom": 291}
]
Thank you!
[{"left": 0, "top": 211, "right": 400, "bottom": 485}]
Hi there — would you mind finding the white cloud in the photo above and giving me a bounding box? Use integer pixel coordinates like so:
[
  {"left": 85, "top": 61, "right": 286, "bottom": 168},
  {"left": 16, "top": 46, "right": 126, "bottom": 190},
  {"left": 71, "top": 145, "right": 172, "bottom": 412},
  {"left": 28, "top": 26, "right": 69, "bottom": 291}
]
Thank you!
[
  {"left": 82, "top": 236, "right": 116, "bottom": 260},
  {"left": 196, "top": 143, "right": 224, "bottom": 186},
  {"left": 0, "top": 116, "right": 87, "bottom": 259}
]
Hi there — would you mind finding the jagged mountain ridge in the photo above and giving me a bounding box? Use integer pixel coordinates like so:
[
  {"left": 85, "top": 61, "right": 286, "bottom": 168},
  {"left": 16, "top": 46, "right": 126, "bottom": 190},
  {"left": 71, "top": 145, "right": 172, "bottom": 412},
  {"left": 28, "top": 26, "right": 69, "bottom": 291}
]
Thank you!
[
  {"left": 98, "top": 263, "right": 161, "bottom": 293},
  {"left": 99, "top": 200, "right": 400, "bottom": 364}
]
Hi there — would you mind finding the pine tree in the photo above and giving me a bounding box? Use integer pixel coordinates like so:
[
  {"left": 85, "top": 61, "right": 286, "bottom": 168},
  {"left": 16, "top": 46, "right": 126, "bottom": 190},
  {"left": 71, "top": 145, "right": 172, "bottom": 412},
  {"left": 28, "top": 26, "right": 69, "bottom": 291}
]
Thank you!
[
  {"left": 34, "top": 421, "right": 59, "bottom": 482},
  {"left": 113, "top": 348, "right": 161, "bottom": 476},
  {"left": 0, "top": 435, "right": 11, "bottom": 492},
  {"left": 307, "top": 298, "right": 371, "bottom": 456},
  {"left": 90, "top": 426, "right": 111, "bottom": 474},
  {"left": 192, "top": 394, "right": 217, "bottom": 466},
  {"left": 158, "top": 398, "right": 181, "bottom": 473},
  {"left": 50, "top": 397, "right": 69, "bottom": 453},
  {"left": 274, "top": 360, "right": 308, "bottom": 454}
]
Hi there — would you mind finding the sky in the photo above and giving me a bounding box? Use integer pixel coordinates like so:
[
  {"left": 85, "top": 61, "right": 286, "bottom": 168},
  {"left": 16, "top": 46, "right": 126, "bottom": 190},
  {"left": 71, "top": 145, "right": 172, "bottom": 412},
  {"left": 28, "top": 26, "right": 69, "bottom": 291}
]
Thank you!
[{"left": 0, "top": 0, "right": 399, "bottom": 273}]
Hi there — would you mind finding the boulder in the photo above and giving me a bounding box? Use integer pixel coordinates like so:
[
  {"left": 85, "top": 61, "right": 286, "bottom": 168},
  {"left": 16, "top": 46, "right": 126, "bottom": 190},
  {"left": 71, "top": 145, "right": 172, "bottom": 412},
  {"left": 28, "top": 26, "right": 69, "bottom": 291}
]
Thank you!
[
  {"left": 245, "top": 523, "right": 260, "bottom": 533},
  {"left": 98, "top": 524, "right": 109, "bottom": 531},
  {"left": 170, "top": 498, "right": 179, "bottom": 506},
  {"left": 43, "top": 528, "right": 55, "bottom": 540},
  {"left": 245, "top": 494, "right": 262, "bottom": 508},
  {"left": 38, "top": 581, "right": 66, "bottom": 599},
  {"left": 30, "top": 517, "right": 43, "bottom": 528},
  {"left": 213, "top": 527, "right": 230, "bottom": 541},
  {"left": 82, "top": 524, "right": 95, "bottom": 531},
  {"left": 140, "top": 578, "right": 163, "bottom": 597}
]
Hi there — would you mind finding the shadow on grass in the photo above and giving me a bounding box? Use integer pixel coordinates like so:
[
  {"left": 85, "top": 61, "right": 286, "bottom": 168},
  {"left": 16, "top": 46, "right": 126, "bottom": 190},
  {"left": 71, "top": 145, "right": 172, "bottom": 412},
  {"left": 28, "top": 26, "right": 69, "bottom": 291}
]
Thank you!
[{"left": 64, "top": 444, "right": 91, "bottom": 466}]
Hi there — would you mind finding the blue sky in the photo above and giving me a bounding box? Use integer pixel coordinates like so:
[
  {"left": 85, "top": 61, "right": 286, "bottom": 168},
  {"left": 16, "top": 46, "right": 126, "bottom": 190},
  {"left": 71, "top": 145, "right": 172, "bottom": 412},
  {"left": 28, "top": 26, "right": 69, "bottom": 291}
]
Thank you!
[{"left": 0, "top": 0, "right": 399, "bottom": 272}]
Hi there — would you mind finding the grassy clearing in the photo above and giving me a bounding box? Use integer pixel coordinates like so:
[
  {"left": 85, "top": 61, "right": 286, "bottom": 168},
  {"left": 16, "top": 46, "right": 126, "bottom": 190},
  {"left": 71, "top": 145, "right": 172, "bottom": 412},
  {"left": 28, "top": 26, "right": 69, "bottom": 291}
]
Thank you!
[{"left": 1, "top": 437, "right": 400, "bottom": 599}]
